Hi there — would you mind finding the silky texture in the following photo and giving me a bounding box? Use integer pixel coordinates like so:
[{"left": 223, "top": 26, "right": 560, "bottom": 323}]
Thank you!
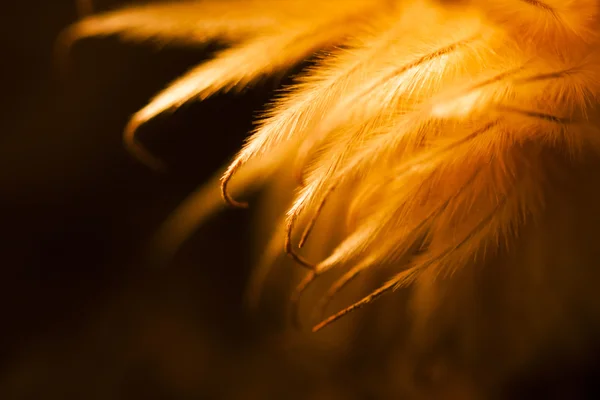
[{"left": 66, "top": 0, "right": 600, "bottom": 397}]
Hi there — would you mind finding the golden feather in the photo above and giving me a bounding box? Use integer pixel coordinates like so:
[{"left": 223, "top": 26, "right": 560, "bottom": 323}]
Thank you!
[{"left": 64, "top": 0, "right": 600, "bottom": 396}]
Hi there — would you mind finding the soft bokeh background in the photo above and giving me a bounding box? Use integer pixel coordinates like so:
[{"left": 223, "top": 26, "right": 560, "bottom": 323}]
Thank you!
[{"left": 0, "top": 1, "right": 303, "bottom": 398}]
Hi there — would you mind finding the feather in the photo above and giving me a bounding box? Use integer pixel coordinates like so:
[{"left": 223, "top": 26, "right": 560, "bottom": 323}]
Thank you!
[
  {"left": 220, "top": 1, "right": 412, "bottom": 205},
  {"left": 62, "top": 0, "right": 327, "bottom": 46},
  {"left": 271, "top": 1, "right": 600, "bottom": 336},
  {"left": 61, "top": 0, "right": 380, "bottom": 170},
  {"left": 126, "top": 11, "right": 376, "bottom": 170},
  {"left": 222, "top": 1, "right": 485, "bottom": 203},
  {"left": 68, "top": 0, "right": 600, "bottom": 395}
]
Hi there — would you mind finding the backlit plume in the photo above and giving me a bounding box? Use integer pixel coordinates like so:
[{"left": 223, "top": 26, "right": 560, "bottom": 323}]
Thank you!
[{"left": 64, "top": 0, "right": 600, "bottom": 395}]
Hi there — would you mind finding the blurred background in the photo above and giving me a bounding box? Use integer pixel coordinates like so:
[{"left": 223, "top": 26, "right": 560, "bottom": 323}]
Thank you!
[{"left": 0, "top": 1, "right": 318, "bottom": 398}]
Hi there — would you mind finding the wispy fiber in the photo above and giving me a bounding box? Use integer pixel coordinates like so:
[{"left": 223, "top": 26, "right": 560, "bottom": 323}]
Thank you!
[{"left": 65, "top": 0, "right": 600, "bottom": 395}]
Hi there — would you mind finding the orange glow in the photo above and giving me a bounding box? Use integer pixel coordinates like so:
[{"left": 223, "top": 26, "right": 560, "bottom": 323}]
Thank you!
[
  {"left": 66, "top": 0, "right": 600, "bottom": 333},
  {"left": 60, "top": 1, "right": 600, "bottom": 396}
]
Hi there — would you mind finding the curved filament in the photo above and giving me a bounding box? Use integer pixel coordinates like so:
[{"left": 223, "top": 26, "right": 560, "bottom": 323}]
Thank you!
[{"left": 312, "top": 191, "right": 511, "bottom": 332}]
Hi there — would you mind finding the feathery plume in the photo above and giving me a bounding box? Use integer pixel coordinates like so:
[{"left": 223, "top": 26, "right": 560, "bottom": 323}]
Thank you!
[{"left": 65, "top": 0, "right": 600, "bottom": 395}]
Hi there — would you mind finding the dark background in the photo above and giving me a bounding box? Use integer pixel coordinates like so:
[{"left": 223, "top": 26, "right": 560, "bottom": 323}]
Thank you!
[{"left": 0, "top": 1, "right": 302, "bottom": 398}]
